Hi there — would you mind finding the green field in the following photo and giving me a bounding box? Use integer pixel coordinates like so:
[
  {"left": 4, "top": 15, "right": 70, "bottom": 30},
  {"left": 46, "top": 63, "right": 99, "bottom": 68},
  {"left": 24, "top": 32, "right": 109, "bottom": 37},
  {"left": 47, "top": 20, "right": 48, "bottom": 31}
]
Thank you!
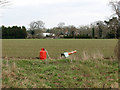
[
  {"left": 2, "top": 59, "right": 118, "bottom": 88},
  {"left": 2, "top": 39, "right": 119, "bottom": 88},
  {"left": 2, "top": 39, "right": 118, "bottom": 59}
]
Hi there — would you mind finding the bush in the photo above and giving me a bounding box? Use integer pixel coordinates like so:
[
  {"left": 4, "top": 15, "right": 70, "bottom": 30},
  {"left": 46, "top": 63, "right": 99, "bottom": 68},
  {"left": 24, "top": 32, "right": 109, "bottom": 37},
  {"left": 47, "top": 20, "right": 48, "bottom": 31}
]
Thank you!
[
  {"left": 64, "top": 35, "right": 73, "bottom": 38},
  {"left": 63, "top": 34, "right": 92, "bottom": 39},
  {"left": 75, "top": 34, "right": 92, "bottom": 39},
  {"left": 2, "top": 26, "right": 27, "bottom": 39},
  {"left": 106, "top": 33, "right": 115, "bottom": 39}
]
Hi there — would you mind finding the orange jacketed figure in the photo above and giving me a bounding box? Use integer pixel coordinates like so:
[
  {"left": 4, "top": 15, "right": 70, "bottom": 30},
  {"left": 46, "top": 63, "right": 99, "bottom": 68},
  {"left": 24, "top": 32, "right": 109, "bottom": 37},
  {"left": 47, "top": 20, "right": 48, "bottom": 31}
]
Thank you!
[{"left": 40, "top": 48, "right": 47, "bottom": 60}]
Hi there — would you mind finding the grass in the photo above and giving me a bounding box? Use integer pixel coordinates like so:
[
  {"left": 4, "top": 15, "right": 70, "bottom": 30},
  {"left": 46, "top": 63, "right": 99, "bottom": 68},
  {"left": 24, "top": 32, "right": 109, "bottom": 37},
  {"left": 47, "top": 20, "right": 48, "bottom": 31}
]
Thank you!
[
  {"left": 2, "top": 39, "right": 118, "bottom": 88},
  {"left": 2, "top": 58, "right": 118, "bottom": 88},
  {"left": 2, "top": 39, "right": 118, "bottom": 59}
]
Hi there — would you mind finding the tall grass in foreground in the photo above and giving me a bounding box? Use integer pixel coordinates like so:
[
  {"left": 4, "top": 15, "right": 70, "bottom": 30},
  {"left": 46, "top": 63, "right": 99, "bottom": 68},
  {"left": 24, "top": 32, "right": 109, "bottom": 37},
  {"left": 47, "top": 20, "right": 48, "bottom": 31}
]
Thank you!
[
  {"left": 60, "top": 50, "right": 114, "bottom": 61},
  {"left": 2, "top": 58, "right": 118, "bottom": 88},
  {"left": 117, "top": 40, "right": 120, "bottom": 61},
  {"left": 116, "top": 39, "right": 120, "bottom": 88}
]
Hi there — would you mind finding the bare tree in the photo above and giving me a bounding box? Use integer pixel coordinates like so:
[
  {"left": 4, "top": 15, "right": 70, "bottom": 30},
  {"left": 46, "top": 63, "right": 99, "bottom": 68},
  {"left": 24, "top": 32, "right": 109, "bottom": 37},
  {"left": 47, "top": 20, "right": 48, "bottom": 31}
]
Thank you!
[
  {"left": 109, "top": 1, "right": 120, "bottom": 17},
  {"left": 109, "top": 1, "right": 120, "bottom": 26},
  {"left": 0, "top": 0, "right": 9, "bottom": 8},
  {"left": 29, "top": 20, "right": 45, "bottom": 30},
  {"left": 29, "top": 20, "right": 45, "bottom": 38},
  {"left": 57, "top": 22, "right": 65, "bottom": 36},
  {"left": 109, "top": 1, "right": 120, "bottom": 39},
  {"left": 57, "top": 22, "right": 65, "bottom": 28}
]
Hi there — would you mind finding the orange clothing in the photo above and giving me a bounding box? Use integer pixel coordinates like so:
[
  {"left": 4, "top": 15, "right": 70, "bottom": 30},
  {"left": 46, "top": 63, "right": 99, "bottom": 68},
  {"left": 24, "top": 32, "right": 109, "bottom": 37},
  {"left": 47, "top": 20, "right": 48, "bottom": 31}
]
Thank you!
[{"left": 68, "top": 50, "right": 76, "bottom": 55}]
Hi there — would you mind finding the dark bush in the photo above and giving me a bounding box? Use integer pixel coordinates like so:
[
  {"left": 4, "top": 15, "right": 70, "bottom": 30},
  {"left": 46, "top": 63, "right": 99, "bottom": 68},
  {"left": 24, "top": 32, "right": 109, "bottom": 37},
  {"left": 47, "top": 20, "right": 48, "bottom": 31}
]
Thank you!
[
  {"left": 2, "top": 26, "right": 27, "bottom": 39},
  {"left": 63, "top": 34, "right": 92, "bottom": 39},
  {"left": 106, "top": 33, "right": 115, "bottom": 39},
  {"left": 75, "top": 34, "right": 92, "bottom": 39}
]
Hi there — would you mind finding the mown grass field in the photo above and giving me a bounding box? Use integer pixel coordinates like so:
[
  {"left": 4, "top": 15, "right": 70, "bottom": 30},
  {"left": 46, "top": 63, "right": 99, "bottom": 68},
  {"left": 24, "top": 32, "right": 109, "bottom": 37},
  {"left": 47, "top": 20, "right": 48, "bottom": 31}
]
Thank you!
[
  {"left": 2, "top": 39, "right": 119, "bottom": 88},
  {"left": 2, "top": 39, "right": 118, "bottom": 59}
]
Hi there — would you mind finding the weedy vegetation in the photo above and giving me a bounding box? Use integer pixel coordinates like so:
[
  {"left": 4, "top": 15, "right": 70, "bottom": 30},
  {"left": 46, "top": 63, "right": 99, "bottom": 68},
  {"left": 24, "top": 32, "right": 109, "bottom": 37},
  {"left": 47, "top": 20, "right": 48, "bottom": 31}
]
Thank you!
[
  {"left": 2, "top": 39, "right": 119, "bottom": 88},
  {"left": 2, "top": 58, "right": 118, "bottom": 88}
]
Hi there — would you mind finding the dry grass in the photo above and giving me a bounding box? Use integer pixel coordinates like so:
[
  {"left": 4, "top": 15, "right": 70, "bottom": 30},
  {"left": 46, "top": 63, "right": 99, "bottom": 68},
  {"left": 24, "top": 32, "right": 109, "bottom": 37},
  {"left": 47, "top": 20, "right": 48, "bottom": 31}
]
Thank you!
[
  {"left": 91, "top": 50, "right": 104, "bottom": 60},
  {"left": 57, "top": 50, "right": 111, "bottom": 61},
  {"left": 81, "top": 51, "right": 90, "bottom": 60},
  {"left": 80, "top": 50, "right": 104, "bottom": 60}
]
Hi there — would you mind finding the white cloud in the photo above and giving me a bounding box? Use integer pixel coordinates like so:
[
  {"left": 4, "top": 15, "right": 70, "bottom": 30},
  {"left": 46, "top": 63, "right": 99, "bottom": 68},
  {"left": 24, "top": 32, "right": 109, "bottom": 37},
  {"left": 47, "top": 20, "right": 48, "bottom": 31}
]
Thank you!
[
  {"left": 2, "top": 0, "right": 113, "bottom": 28},
  {"left": 12, "top": 0, "right": 72, "bottom": 7},
  {"left": 11, "top": 0, "right": 110, "bottom": 7}
]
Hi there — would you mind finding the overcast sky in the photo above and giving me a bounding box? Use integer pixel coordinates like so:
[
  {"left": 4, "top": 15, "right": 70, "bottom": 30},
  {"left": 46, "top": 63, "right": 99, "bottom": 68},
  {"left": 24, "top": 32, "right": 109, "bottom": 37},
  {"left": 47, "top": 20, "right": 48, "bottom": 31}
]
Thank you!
[{"left": 1, "top": 0, "right": 114, "bottom": 28}]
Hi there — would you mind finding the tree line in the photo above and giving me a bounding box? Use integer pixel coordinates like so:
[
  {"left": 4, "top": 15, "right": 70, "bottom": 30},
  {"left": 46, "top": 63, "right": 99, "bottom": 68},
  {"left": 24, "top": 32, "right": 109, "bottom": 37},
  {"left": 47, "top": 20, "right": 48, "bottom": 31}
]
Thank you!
[
  {"left": 2, "top": 26, "right": 27, "bottom": 39},
  {"left": 1, "top": 16, "right": 120, "bottom": 39},
  {"left": 26, "top": 16, "right": 120, "bottom": 39}
]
